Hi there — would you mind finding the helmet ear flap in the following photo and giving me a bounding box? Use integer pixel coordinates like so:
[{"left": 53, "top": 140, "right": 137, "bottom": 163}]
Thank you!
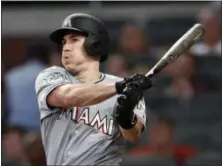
[{"left": 84, "top": 34, "right": 103, "bottom": 57}]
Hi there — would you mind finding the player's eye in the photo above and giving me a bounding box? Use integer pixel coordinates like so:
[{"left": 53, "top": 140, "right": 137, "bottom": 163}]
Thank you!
[
  {"left": 61, "top": 40, "right": 66, "bottom": 46},
  {"left": 71, "top": 37, "right": 79, "bottom": 42}
]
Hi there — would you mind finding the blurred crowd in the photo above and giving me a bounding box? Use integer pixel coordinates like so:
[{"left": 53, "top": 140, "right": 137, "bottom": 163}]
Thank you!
[{"left": 1, "top": 2, "right": 221, "bottom": 166}]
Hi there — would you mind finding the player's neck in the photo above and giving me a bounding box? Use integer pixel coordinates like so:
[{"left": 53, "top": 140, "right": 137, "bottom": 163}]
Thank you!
[{"left": 76, "top": 62, "right": 101, "bottom": 83}]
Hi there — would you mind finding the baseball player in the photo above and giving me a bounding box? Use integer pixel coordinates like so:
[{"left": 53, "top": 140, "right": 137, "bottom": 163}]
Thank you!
[{"left": 35, "top": 13, "right": 152, "bottom": 165}]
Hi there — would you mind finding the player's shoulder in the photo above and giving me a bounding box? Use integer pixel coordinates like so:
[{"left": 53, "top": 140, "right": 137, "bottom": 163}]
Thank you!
[
  {"left": 40, "top": 66, "right": 66, "bottom": 74},
  {"left": 104, "top": 73, "right": 124, "bottom": 83},
  {"left": 36, "top": 66, "right": 67, "bottom": 78},
  {"left": 35, "top": 66, "right": 69, "bottom": 89}
]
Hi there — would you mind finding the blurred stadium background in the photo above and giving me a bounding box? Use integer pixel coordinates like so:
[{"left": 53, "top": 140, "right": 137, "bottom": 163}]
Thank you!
[{"left": 1, "top": 1, "right": 221, "bottom": 166}]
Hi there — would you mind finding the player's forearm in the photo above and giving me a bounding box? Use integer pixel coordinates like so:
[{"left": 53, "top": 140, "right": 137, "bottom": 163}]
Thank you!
[
  {"left": 120, "top": 119, "right": 143, "bottom": 143},
  {"left": 61, "top": 83, "right": 117, "bottom": 107}
]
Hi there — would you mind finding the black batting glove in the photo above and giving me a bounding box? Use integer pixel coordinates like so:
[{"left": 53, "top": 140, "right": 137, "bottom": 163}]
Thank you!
[
  {"left": 114, "top": 84, "right": 143, "bottom": 129},
  {"left": 115, "top": 74, "right": 152, "bottom": 94}
]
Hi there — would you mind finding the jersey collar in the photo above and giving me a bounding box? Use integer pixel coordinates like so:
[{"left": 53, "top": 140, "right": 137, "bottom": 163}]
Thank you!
[{"left": 94, "top": 73, "right": 105, "bottom": 84}]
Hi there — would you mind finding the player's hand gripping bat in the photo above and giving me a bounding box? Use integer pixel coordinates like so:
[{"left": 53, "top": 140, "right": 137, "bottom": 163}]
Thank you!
[
  {"left": 146, "top": 23, "right": 205, "bottom": 78},
  {"left": 116, "top": 24, "right": 205, "bottom": 106}
]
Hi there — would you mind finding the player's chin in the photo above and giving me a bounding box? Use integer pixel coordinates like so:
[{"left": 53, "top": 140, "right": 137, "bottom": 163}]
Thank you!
[{"left": 64, "top": 64, "right": 75, "bottom": 73}]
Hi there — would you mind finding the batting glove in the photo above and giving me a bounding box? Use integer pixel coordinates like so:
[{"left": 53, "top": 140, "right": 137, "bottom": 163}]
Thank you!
[
  {"left": 115, "top": 74, "right": 152, "bottom": 94},
  {"left": 114, "top": 83, "right": 143, "bottom": 129}
]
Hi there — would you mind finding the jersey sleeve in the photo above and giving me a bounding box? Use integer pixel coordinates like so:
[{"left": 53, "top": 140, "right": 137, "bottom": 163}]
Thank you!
[
  {"left": 133, "top": 97, "right": 147, "bottom": 133},
  {"left": 35, "top": 66, "right": 72, "bottom": 119}
]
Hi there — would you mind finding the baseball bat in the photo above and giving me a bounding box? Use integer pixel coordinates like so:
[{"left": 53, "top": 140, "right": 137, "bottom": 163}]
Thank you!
[
  {"left": 118, "top": 24, "right": 205, "bottom": 105},
  {"left": 146, "top": 23, "right": 205, "bottom": 78}
]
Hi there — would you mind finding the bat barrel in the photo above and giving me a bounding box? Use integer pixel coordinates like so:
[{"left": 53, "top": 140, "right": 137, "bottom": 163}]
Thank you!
[{"left": 145, "top": 23, "right": 205, "bottom": 78}]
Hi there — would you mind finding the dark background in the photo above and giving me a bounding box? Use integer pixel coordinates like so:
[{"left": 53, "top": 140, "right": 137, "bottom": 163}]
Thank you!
[{"left": 1, "top": 1, "right": 221, "bottom": 166}]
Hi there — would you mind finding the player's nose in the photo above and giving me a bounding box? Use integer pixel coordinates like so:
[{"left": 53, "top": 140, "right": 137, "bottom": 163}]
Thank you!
[{"left": 63, "top": 43, "right": 72, "bottom": 53}]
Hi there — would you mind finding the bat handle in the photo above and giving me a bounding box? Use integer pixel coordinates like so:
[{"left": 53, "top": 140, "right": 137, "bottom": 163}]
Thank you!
[
  {"left": 145, "top": 69, "right": 154, "bottom": 78},
  {"left": 146, "top": 74, "right": 153, "bottom": 79}
]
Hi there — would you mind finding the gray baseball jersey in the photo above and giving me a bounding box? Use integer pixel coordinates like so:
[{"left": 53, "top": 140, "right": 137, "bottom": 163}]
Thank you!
[{"left": 35, "top": 66, "right": 147, "bottom": 165}]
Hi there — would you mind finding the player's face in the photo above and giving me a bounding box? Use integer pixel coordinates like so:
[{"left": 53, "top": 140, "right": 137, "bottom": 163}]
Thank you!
[{"left": 61, "top": 33, "right": 88, "bottom": 73}]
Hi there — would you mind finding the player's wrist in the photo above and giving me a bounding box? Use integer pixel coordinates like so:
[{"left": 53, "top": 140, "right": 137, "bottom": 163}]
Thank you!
[
  {"left": 121, "top": 114, "right": 138, "bottom": 129},
  {"left": 116, "top": 110, "right": 138, "bottom": 129},
  {"left": 114, "top": 100, "right": 138, "bottom": 129}
]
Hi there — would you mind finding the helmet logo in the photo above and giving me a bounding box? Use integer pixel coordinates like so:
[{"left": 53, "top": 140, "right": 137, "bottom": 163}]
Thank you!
[{"left": 62, "top": 19, "right": 72, "bottom": 28}]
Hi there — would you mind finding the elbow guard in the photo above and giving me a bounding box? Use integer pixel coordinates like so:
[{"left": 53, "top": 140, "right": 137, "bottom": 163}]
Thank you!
[
  {"left": 114, "top": 83, "right": 143, "bottom": 129},
  {"left": 114, "top": 97, "right": 138, "bottom": 129}
]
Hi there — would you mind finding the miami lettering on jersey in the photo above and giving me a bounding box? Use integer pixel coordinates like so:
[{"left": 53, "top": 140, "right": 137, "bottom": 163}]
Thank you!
[{"left": 57, "top": 107, "right": 114, "bottom": 136}]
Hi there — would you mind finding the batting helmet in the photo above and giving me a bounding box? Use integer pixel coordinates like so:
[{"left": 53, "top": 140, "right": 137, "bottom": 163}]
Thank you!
[{"left": 49, "top": 13, "right": 110, "bottom": 62}]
